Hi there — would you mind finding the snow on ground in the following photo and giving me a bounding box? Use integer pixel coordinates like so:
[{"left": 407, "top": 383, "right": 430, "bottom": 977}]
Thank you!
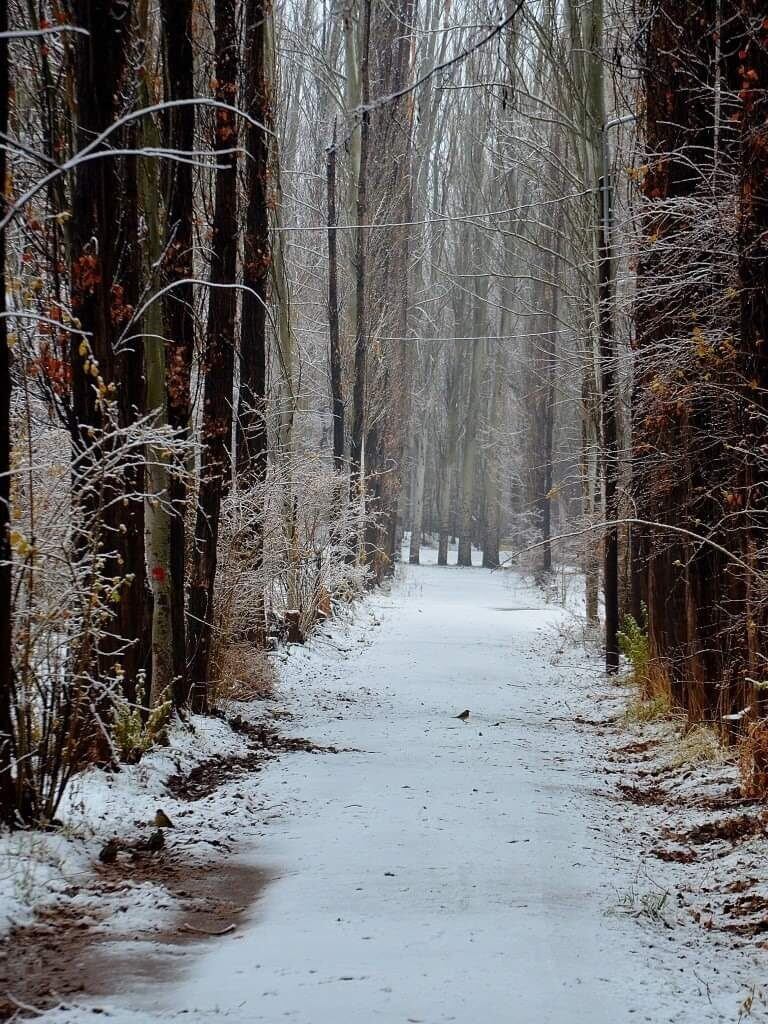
[
  {"left": 15, "top": 555, "right": 768, "bottom": 1022},
  {"left": 0, "top": 713, "right": 253, "bottom": 942}
]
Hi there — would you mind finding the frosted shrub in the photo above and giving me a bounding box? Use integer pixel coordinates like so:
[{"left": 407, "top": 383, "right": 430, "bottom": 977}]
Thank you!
[
  {"left": 211, "top": 451, "right": 374, "bottom": 695},
  {"left": 7, "top": 407, "right": 192, "bottom": 822}
]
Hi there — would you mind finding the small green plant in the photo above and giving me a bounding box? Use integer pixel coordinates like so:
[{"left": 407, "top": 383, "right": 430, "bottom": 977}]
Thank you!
[
  {"left": 112, "top": 675, "right": 172, "bottom": 764},
  {"left": 613, "top": 884, "right": 670, "bottom": 924},
  {"left": 618, "top": 611, "right": 650, "bottom": 686},
  {"left": 624, "top": 690, "right": 672, "bottom": 723}
]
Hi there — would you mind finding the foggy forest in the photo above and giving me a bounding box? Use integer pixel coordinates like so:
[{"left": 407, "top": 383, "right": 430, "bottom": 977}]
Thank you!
[{"left": 1, "top": 0, "right": 768, "bottom": 1019}]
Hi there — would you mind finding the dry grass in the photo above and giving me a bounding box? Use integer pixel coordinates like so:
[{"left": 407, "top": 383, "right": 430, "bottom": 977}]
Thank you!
[
  {"left": 739, "top": 719, "right": 768, "bottom": 798},
  {"left": 670, "top": 723, "right": 730, "bottom": 768},
  {"left": 210, "top": 643, "right": 277, "bottom": 706},
  {"left": 624, "top": 690, "right": 674, "bottom": 724}
]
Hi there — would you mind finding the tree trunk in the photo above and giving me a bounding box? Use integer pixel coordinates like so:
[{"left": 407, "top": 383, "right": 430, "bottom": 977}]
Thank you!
[
  {"left": 438, "top": 378, "right": 459, "bottom": 566},
  {"left": 0, "top": 6, "right": 18, "bottom": 822},
  {"left": 137, "top": 25, "right": 173, "bottom": 706},
  {"left": 349, "top": 0, "right": 372, "bottom": 521},
  {"left": 408, "top": 435, "right": 427, "bottom": 564},
  {"left": 327, "top": 123, "right": 344, "bottom": 469},
  {"left": 160, "top": 0, "right": 195, "bottom": 707},
  {"left": 265, "top": 14, "right": 296, "bottom": 460},
  {"left": 539, "top": 300, "right": 557, "bottom": 576},
  {"left": 635, "top": 0, "right": 722, "bottom": 716},
  {"left": 187, "top": 0, "right": 239, "bottom": 709},
  {"left": 482, "top": 339, "right": 506, "bottom": 569},
  {"left": 598, "top": 172, "right": 619, "bottom": 673},
  {"left": 237, "top": 0, "right": 270, "bottom": 486},
  {"left": 737, "top": 6, "right": 768, "bottom": 713},
  {"left": 458, "top": 326, "right": 485, "bottom": 567},
  {"left": 70, "top": 0, "right": 145, "bottom": 705}
]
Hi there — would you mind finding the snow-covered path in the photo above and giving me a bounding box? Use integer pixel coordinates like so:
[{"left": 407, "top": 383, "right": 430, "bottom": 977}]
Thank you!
[{"left": 46, "top": 560, "right": 763, "bottom": 1023}]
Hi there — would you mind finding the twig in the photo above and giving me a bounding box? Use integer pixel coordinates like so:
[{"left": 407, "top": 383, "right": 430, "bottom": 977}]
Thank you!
[{"left": 180, "top": 921, "right": 236, "bottom": 937}]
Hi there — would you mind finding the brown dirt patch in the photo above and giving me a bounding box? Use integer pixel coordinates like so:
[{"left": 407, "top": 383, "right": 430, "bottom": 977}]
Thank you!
[
  {"left": 651, "top": 846, "right": 698, "bottom": 863},
  {"left": 573, "top": 714, "right": 613, "bottom": 728},
  {"left": 723, "top": 893, "right": 768, "bottom": 918},
  {"left": 229, "top": 716, "right": 336, "bottom": 754},
  {"left": 664, "top": 812, "right": 768, "bottom": 846},
  {"left": 166, "top": 750, "right": 268, "bottom": 801},
  {"left": 167, "top": 717, "right": 336, "bottom": 801},
  {"left": 612, "top": 739, "right": 656, "bottom": 758},
  {"left": 673, "top": 788, "right": 753, "bottom": 812},
  {"left": 723, "top": 877, "right": 759, "bottom": 895},
  {"left": 718, "top": 891, "right": 768, "bottom": 937},
  {"left": 621, "top": 780, "right": 758, "bottom": 814},
  {"left": 720, "top": 917, "right": 768, "bottom": 937},
  {"left": 617, "top": 782, "right": 667, "bottom": 805}
]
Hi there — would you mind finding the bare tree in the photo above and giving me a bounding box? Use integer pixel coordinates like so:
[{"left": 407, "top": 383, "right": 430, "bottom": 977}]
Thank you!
[{"left": 187, "top": 0, "right": 240, "bottom": 709}]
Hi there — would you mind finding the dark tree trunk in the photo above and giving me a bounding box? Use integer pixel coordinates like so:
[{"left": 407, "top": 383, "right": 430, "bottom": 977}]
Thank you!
[
  {"left": 160, "top": 0, "right": 196, "bottom": 707},
  {"left": 598, "top": 174, "right": 619, "bottom": 673},
  {"left": 187, "top": 0, "right": 239, "bottom": 709},
  {"left": 327, "top": 124, "right": 344, "bottom": 470},
  {"left": 438, "top": 533, "right": 449, "bottom": 566},
  {"left": 120, "top": 120, "right": 150, "bottom": 694},
  {"left": 539, "top": 308, "right": 557, "bottom": 576},
  {"left": 349, "top": 0, "right": 372, "bottom": 505},
  {"left": 368, "top": 0, "right": 417, "bottom": 576},
  {"left": 629, "top": 523, "right": 645, "bottom": 623},
  {"left": 237, "top": 0, "right": 270, "bottom": 485},
  {"left": 457, "top": 309, "right": 485, "bottom": 567},
  {"left": 737, "top": 6, "right": 768, "bottom": 713},
  {"left": 70, "top": 0, "right": 145, "bottom": 705},
  {"left": 0, "top": 6, "right": 18, "bottom": 823},
  {"left": 634, "top": 0, "right": 726, "bottom": 717},
  {"left": 233, "top": 0, "right": 271, "bottom": 644}
]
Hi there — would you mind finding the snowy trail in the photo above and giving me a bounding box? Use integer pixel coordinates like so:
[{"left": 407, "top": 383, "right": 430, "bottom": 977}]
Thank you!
[{"left": 45, "top": 558, "right": 762, "bottom": 1023}]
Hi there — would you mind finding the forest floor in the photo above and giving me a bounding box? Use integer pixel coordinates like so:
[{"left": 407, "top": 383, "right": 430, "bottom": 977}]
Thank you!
[{"left": 2, "top": 548, "right": 768, "bottom": 1022}]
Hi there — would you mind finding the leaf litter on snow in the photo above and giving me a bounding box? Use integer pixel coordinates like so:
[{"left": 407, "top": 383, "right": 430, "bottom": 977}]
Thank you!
[
  {"left": 580, "top": 668, "right": 768, "bottom": 948},
  {"left": 0, "top": 668, "right": 339, "bottom": 1016}
]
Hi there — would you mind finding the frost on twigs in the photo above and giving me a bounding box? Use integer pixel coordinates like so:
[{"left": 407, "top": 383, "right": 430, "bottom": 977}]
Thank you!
[
  {"left": 5, "top": 403, "right": 196, "bottom": 825},
  {"left": 208, "top": 452, "right": 376, "bottom": 710}
]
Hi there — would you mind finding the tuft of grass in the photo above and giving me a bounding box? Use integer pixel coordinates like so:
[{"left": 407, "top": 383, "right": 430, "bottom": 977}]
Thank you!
[
  {"left": 624, "top": 690, "right": 673, "bottom": 724},
  {"left": 612, "top": 884, "right": 671, "bottom": 925},
  {"left": 670, "top": 723, "right": 730, "bottom": 768},
  {"left": 739, "top": 983, "right": 765, "bottom": 1021}
]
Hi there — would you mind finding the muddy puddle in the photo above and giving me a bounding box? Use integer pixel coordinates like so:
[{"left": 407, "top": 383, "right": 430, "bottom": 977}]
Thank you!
[{"left": 0, "top": 857, "right": 275, "bottom": 1019}]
